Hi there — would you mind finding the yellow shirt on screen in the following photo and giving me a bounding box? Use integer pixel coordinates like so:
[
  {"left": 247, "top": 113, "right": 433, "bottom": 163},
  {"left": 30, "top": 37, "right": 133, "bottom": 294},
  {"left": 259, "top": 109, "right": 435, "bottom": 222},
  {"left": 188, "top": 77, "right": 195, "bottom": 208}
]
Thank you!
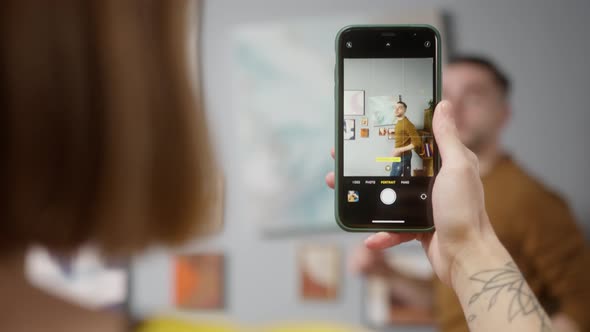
[{"left": 393, "top": 116, "right": 422, "bottom": 157}]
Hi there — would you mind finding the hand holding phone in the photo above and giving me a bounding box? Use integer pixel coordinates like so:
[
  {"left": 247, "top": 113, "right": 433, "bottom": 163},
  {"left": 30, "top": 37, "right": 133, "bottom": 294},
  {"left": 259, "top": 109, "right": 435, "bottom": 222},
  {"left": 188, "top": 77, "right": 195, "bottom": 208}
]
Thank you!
[
  {"left": 328, "top": 100, "right": 552, "bottom": 332},
  {"left": 330, "top": 100, "right": 496, "bottom": 284}
]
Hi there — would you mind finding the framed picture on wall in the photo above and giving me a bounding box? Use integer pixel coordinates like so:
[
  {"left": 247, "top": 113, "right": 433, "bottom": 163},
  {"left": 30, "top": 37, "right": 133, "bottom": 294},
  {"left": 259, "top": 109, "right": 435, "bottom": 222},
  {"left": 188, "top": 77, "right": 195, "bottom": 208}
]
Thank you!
[
  {"left": 360, "top": 128, "right": 369, "bottom": 138},
  {"left": 387, "top": 128, "right": 395, "bottom": 140},
  {"left": 174, "top": 253, "right": 225, "bottom": 310},
  {"left": 344, "top": 90, "right": 365, "bottom": 116},
  {"left": 362, "top": 249, "right": 434, "bottom": 328},
  {"left": 344, "top": 119, "right": 356, "bottom": 140},
  {"left": 298, "top": 245, "right": 340, "bottom": 301}
]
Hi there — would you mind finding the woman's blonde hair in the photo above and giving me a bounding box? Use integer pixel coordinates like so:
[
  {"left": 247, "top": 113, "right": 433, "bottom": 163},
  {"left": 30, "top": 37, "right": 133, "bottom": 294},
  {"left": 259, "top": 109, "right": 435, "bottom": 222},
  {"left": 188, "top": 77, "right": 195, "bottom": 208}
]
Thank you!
[{"left": 0, "top": 0, "right": 218, "bottom": 254}]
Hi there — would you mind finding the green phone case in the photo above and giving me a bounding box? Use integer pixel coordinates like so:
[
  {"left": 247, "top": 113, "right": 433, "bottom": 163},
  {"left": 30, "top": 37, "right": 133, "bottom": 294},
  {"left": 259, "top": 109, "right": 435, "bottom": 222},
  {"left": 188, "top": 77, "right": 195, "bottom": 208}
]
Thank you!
[{"left": 334, "top": 24, "right": 441, "bottom": 232}]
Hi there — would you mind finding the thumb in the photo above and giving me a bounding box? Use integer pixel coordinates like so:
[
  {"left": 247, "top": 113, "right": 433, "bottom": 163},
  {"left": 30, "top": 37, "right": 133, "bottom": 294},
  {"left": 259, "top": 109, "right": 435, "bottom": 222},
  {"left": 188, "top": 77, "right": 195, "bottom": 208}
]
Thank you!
[{"left": 433, "top": 101, "right": 464, "bottom": 161}]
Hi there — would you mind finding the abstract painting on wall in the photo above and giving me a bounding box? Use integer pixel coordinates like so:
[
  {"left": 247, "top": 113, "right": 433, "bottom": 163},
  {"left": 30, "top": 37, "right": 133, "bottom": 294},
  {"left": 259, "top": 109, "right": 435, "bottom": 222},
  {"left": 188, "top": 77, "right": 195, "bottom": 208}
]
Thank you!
[
  {"left": 174, "top": 253, "right": 225, "bottom": 310},
  {"left": 299, "top": 245, "right": 340, "bottom": 301},
  {"left": 369, "top": 95, "right": 397, "bottom": 127},
  {"left": 232, "top": 11, "right": 447, "bottom": 235}
]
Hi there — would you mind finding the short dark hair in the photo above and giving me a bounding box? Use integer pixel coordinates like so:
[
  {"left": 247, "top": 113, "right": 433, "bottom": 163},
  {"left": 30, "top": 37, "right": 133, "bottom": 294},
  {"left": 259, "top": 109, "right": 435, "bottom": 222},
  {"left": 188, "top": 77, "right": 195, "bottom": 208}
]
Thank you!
[
  {"left": 397, "top": 101, "right": 407, "bottom": 109},
  {"left": 449, "top": 55, "right": 511, "bottom": 97},
  {"left": 0, "top": 0, "right": 220, "bottom": 255}
]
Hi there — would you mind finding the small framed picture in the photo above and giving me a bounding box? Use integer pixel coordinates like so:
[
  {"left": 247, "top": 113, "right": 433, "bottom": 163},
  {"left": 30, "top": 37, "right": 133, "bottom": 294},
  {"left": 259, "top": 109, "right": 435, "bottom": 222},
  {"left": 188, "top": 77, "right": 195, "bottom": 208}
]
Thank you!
[
  {"left": 363, "top": 250, "right": 434, "bottom": 328},
  {"left": 360, "top": 128, "right": 369, "bottom": 138},
  {"left": 344, "top": 119, "right": 355, "bottom": 140},
  {"left": 174, "top": 253, "right": 225, "bottom": 310},
  {"left": 388, "top": 128, "right": 395, "bottom": 140},
  {"left": 361, "top": 117, "right": 369, "bottom": 126},
  {"left": 344, "top": 90, "right": 365, "bottom": 116},
  {"left": 378, "top": 128, "right": 387, "bottom": 136},
  {"left": 298, "top": 245, "right": 340, "bottom": 301}
]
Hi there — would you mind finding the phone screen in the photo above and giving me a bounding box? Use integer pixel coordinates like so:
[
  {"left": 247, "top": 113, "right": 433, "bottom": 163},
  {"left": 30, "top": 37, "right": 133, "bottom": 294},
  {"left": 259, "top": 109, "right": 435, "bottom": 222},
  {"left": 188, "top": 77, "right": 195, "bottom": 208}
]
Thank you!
[{"left": 336, "top": 26, "right": 440, "bottom": 230}]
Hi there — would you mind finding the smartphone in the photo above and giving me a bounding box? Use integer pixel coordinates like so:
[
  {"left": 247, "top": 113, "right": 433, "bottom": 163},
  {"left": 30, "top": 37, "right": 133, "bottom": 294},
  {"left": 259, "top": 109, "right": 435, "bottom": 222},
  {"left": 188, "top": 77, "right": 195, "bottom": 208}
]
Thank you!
[{"left": 335, "top": 25, "right": 441, "bottom": 232}]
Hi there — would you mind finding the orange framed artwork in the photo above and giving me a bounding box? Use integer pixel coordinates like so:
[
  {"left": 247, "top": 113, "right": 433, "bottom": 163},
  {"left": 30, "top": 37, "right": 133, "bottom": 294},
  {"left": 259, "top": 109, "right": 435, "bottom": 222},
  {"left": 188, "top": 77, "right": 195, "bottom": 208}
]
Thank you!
[{"left": 174, "top": 253, "right": 225, "bottom": 310}]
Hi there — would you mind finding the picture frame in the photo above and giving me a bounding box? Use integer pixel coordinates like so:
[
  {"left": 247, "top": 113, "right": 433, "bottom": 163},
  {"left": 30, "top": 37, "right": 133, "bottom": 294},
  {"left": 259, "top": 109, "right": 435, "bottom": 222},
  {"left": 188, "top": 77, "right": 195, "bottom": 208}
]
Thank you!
[
  {"left": 360, "top": 128, "right": 369, "bottom": 138},
  {"left": 387, "top": 128, "right": 395, "bottom": 140},
  {"left": 298, "top": 245, "right": 341, "bottom": 301},
  {"left": 344, "top": 119, "right": 356, "bottom": 140},
  {"left": 344, "top": 90, "right": 365, "bottom": 116},
  {"left": 362, "top": 250, "right": 434, "bottom": 329},
  {"left": 174, "top": 253, "right": 225, "bottom": 310}
]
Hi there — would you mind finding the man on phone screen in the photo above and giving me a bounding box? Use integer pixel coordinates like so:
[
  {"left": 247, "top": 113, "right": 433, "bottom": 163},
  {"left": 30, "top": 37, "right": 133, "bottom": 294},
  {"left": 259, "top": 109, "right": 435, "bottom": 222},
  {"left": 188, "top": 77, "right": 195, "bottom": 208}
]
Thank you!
[{"left": 390, "top": 101, "right": 422, "bottom": 177}]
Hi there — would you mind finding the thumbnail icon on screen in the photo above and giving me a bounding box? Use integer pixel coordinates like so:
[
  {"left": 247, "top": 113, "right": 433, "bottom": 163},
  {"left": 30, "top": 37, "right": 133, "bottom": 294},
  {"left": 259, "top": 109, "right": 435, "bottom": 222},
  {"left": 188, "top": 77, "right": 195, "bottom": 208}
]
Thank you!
[{"left": 347, "top": 190, "right": 359, "bottom": 203}]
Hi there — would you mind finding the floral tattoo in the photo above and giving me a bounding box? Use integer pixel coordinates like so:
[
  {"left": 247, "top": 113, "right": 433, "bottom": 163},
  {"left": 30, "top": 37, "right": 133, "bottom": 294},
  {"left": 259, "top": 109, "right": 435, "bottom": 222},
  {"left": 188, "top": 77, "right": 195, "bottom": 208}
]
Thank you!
[{"left": 467, "top": 262, "right": 552, "bottom": 332}]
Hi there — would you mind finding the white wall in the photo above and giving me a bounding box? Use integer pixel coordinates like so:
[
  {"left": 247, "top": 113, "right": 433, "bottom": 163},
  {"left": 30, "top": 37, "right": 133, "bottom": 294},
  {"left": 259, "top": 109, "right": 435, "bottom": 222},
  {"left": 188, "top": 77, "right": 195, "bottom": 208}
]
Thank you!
[{"left": 131, "top": 1, "right": 590, "bottom": 331}]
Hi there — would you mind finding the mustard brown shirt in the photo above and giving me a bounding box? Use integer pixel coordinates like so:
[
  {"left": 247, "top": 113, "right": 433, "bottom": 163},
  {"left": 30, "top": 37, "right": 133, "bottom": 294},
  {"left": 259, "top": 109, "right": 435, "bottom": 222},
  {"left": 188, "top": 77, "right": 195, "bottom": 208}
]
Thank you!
[
  {"left": 433, "top": 156, "right": 590, "bottom": 332},
  {"left": 394, "top": 116, "right": 422, "bottom": 157}
]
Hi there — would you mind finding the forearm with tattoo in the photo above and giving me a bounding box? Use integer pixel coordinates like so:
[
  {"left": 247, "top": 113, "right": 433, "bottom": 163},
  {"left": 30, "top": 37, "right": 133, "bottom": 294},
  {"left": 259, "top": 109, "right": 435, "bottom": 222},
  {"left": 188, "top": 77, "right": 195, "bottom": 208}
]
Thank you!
[{"left": 465, "top": 262, "right": 552, "bottom": 332}]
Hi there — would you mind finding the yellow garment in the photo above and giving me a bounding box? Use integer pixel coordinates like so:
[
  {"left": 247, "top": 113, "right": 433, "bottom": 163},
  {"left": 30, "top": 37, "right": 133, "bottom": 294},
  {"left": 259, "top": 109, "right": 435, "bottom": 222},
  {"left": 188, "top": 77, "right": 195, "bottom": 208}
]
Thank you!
[
  {"left": 137, "top": 317, "right": 368, "bottom": 332},
  {"left": 137, "top": 317, "right": 238, "bottom": 332},
  {"left": 393, "top": 116, "right": 422, "bottom": 157},
  {"left": 260, "top": 322, "right": 367, "bottom": 332}
]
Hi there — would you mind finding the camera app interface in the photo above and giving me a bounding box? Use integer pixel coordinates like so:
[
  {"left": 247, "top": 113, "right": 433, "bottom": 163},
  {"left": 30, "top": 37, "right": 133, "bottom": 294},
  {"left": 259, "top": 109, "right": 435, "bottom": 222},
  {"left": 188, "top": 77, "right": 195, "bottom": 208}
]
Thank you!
[{"left": 338, "top": 29, "right": 437, "bottom": 229}]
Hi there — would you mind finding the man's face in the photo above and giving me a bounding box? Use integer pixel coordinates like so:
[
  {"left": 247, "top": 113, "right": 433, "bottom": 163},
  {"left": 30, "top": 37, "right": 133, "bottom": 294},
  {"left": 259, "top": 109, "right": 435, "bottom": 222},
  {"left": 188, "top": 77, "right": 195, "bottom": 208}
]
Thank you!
[
  {"left": 442, "top": 63, "right": 510, "bottom": 152},
  {"left": 394, "top": 103, "right": 406, "bottom": 117}
]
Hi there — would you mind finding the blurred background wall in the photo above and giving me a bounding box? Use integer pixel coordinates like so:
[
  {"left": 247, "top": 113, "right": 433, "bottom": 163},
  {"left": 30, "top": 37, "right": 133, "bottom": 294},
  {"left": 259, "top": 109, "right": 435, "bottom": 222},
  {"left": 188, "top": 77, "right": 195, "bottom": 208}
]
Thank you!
[{"left": 131, "top": 0, "right": 590, "bottom": 331}]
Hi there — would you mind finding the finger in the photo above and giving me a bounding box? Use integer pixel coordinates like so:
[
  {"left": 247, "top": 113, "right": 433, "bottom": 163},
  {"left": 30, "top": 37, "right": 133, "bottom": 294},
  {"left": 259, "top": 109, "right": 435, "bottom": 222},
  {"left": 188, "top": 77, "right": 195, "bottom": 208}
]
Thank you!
[
  {"left": 365, "top": 232, "right": 417, "bottom": 250},
  {"left": 325, "top": 172, "right": 335, "bottom": 189},
  {"left": 432, "top": 100, "right": 464, "bottom": 162},
  {"left": 415, "top": 232, "right": 434, "bottom": 252},
  {"left": 331, "top": 147, "right": 335, "bottom": 159}
]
